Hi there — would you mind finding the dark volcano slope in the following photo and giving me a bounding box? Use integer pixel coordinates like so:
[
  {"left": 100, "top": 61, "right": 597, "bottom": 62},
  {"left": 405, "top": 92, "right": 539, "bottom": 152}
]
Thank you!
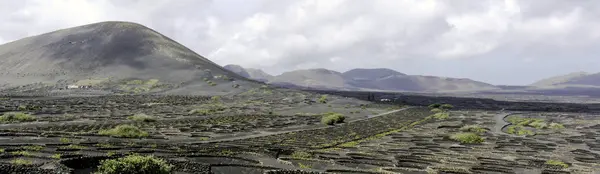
[{"left": 0, "top": 21, "right": 259, "bottom": 95}]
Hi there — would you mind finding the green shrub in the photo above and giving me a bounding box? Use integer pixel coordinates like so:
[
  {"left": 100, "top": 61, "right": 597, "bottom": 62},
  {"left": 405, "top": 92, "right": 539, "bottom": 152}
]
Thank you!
[
  {"left": 0, "top": 112, "right": 36, "bottom": 123},
  {"left": 127, "top": 113, "right": 156, "bottom": 122},
  {"left": 428, "top": 103, "right": 442, "bottom": 109},
  {"left": 517, "top": 129, "right": 534, "bottom": 136},
  {"left": 11, "top": 158, "right": 32, "bottom": 165},
  {"left": 549, "top": 123, "right": 565, "bottom": 129},
  {"left": 450, "top": 133, "right": 484, "bottom": 144},
  {"left": 95, "top": 154, "right": 172, "bottom": 174},
  {"left": 321, "top": 112, "right": 345, "bottom": 125},
  {"left": 528, "top": 119, "right": 547, "bottom": 129},
  {"left": 11, "top": 151, "right": 32, "bottom": 156},
  {"left": 460, "top": 125, "right": 487, "bottom": 134},
  {"left": 546, "top": 160, "right": 569, "bottom": 168},
  {"left": 433, "top": 112, "right": 449, "bottom": 120},
  {"left": 60, "top": 138, "right": 71, "bottom": 143},
  {"left": 99, "top": 125, "right": 149, "bottom": 138},
  {"left": 318, "top": 95, "right": 328, "bottom": 104},
  {"left": 51, "top": 154, "right": 61, "bottom": 159},
  {"left": 23, "top": 145, "right": 44, "bottom": 151}
]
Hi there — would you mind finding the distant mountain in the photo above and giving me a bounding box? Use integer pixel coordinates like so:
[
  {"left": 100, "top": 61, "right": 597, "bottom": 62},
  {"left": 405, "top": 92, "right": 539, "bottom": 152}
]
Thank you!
[
  {"left": 342, "top": 68, "right": 406, "bottom": 80},
  {"left": 531, "top": 72, "right": 590, "bottom": 86},
  {"left": 271, "top": 69, "right": 347, "bottom": 89},
  {"left": 225, "top": 66, "right": 498, "bottom": 92},
  {"left": 224, "top": 64, "right": 273, "bottom": 82},
  {"left": 0, "top": 21, "right": 258, "bottom": 95}
]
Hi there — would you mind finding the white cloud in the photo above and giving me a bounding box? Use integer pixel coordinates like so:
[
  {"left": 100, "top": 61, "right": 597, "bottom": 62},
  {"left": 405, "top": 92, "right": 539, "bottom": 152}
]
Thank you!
[{"left": 1, "top": 0, "right": 600, "bottom": 84}]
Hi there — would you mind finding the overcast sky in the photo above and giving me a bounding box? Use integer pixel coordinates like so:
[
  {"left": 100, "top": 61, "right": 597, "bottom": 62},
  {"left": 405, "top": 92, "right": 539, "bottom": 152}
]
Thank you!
[{"left": 1, "top": 0, "right": 600, "bottom": 85}]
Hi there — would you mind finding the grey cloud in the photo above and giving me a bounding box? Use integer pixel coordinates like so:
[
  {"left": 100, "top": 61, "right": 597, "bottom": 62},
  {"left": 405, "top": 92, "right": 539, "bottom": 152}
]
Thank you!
[{"left": 1, "top": 0, "right": 600, "bottom": 85}]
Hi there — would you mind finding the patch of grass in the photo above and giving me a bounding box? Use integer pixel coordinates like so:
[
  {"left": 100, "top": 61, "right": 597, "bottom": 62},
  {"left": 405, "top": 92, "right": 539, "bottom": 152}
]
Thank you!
[
  {"left": 99, "top": 125, "right": 149, "bottom": 138},
  {"left": 0, "top": 112, "right": 36, "bottom": 123},
  {"left": 528, "top": 119, "right": 547, "bottom": 129},
  {"left": 549, "top": 122, "right": 565, "bottom": 129},
  {"left": 23, "top": 145, "right": 44, "bottom": 151},
  {"left": 298, "top": 163, "right": 312, "bottom": 169},
  {"left": 59, "top": 138, "right": 71, "bottom": 143},
  {"left": 433, "top": 112, "right": 449, "bottom": 120},
  {"left": 0, "top": 148, "right": 4, "bottom": 153},
  {"left": 450, "top": 133, "right": 484, "bottom": 144},
  {"left": 517, "top": 129, "right": 535, "bottom": 136},
  {"left": 11, "top": 151, "right": 32, "bottom": 156},
  {"left": 207, "top": 81, "right": 217, "bottom": 86},
  {"left": 11, "top": 158, "right": 32, "bottom": 165},
  {"left": 189, "top": 103, "right": 227, "bottom": 115},
  {"left": 95, "top": 154, "right": 172, "bottom": 174},
  {"left": 51, "top": 154, "right": 61, "bottom": 159},
  {"left": 506, "top": 125, "right": 535, "bottom": 136},
  {"left": 339, "top": 141, "right": 360, "bottom": 148},
  {"left": 321, "top": 112, "right": 345, "bottom": 125},
  {"left": 460, "top": 125, "right": 487, "bottom": 134},
  {"left": 546, "top": 160, "right": 569, "bottom": 168},
  {"left": 127, "top": 113, "right": 157, "bottom": 122},
  {"left": 291, "top": 151, "right": 312, "bottom": 159},
  {"left": 318, "top": 95, "right": 328, "bottom": 104},
  {"left": 107, "top": 151, "right": 117, "bottom": 157},
  {"left": 217, "top": 150, "right": 234, "bottom": 156}
]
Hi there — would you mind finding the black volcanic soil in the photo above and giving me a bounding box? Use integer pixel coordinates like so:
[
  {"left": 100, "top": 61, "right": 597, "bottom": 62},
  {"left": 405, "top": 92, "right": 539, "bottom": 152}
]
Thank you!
[{"left": 0, "top": 90, "right": 598, "bottom": 173}]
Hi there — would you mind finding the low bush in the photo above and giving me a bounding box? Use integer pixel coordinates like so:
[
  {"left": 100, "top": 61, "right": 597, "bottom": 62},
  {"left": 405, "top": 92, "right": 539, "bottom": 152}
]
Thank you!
[
  {"left": 51, "top": 154, "right": 61, "bottom": 159},
  {"left": 433, "top": 112, "right": 449, "bottom": 120},
  {"left": 549, "top": 122, "right": 565, "bottom": 129},
  {"left": 23, "top": 145, "right": 44, "bottom": 151},
  {"left": 11, "top": 151, "right": 32, "bottom": 156},
  {"left": 450, "top": 133, "right": 484, "bottom": 144},
  {"left": 459, "top": 125, "right": 487, "bottom": 134},
  {"left": 321, "top": 112, "right": 345, "bottom": 125},
  {"left": 127, "top": 113, "right": 156, "bottom": 122},
  {"left": 99, "top": 125, "right": 149, "bottom": 138},
  {"left": 11, "top": 158, "right": 32, "bottom": 165},
  {"left": 318, "top": 95, "right": 328, "bottom": 104},
  {"left": 546, "top": 160, "right": 569, "bottom": 168},
  {"left": 95, "top": 154, "right": 172, "bottom": 174},
  {"left": 0, "top": 112, "right": 36, "bottom": 123}
]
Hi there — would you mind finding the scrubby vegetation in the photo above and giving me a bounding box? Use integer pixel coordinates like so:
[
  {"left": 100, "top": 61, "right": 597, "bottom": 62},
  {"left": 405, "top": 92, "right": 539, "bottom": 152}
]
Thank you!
[
  {"left": 321, "top": 112, "right": 345, "bottom": 125},
  {"left": 99, "top": 125, "right": 149, "bottom": 138},
  {"left": 0, "top": 112, "right": 36, "bottom": 123},
  {"left": 95, "top": 154, "right": 172, "bottom": 174},
  {"left": 127, "top": 113, "right": 157, "bottom": 122},
  {"left": 546, "top": 160, "right": 569, "bottom": 168},
  {"left": 433, "top": 112, "right": 449, "bottom": 120},
  {"left": 450, "top": 133, "right": 484, "bottom": 144},
  {"left": 11, "top": 159, "right": 32, "bottom": 165},
  {"left": 318, "top": 95, "right": 328, "bottom": 103}
]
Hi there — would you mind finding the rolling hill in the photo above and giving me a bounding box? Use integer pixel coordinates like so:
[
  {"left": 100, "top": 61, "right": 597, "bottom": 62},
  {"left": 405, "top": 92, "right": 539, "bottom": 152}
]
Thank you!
[
  {"left": 225, "top": 65, "right": 499, "bottom": 92},
  {"left": 0, "top": 21, "right": 258, "bottom": 95},
  {"left": 530, "top": 72, "right": 590, "bottom": 87}
]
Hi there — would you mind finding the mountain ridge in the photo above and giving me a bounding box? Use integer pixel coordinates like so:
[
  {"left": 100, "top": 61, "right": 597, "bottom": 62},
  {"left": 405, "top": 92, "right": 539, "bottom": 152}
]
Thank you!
[{"left": 224, "top": 64, "right": 499, "bottom": 92}]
